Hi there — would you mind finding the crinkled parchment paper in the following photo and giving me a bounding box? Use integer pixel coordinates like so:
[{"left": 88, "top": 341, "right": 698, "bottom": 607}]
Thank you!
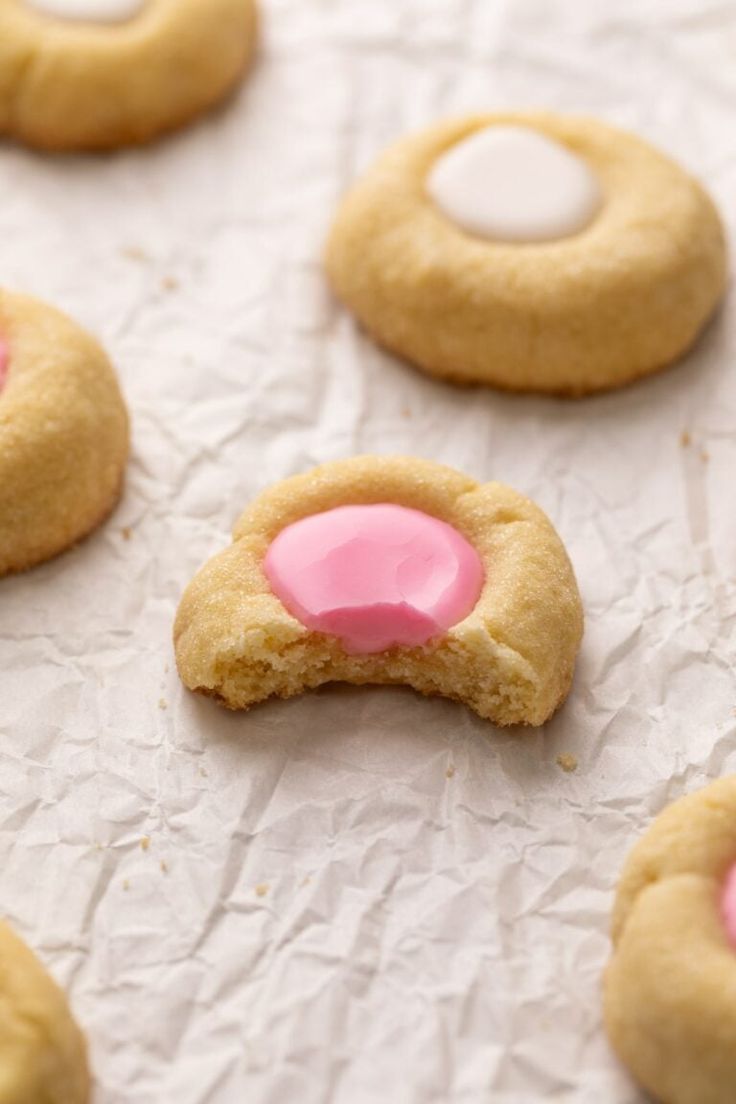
[{"left": 1, "top": 1, "right": 735, "bottom": 1100}]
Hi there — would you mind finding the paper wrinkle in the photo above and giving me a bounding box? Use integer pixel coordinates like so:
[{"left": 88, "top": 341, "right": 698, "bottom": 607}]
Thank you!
[{"left": 1, "top": 0, "right": 735, "bottom": 1101}]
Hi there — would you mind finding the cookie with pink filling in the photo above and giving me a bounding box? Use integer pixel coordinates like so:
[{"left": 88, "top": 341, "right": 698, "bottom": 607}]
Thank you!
[
  {"left": 0, "top": 289, "right": 129, "bottom": 576},
  {"left": 605, "top": 776, "right": 736, "bottom": 1104},
  {"left": 174, "top": 456, "right": 583, "bottom": 725}
]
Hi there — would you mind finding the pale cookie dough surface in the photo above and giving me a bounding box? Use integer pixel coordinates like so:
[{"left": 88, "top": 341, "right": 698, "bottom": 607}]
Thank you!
[
  {"left": 0, "top": 921, "right": 89, "bottom": 1104},
  {"left": 325, "top": 112, "right": 727, "bottom": 395},
  {"left": 174, "top": 456, "right": 583, "bottom": 726},
  {"left": 605, "top": 777, "right": 736, "bottom": 1104},
  {"left": 0, "top": 289, "right": 129, "bottom": 575},
  {"left": 0, "top": 0, "right": 258, "bottom": 149}
]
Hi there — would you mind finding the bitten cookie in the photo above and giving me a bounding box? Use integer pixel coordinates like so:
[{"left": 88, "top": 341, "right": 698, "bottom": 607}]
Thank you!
[
  {"left": 325, "top": 113, "right": 727, "bottom": 396},
  {"left": 174, "top": 456, "right": 583, "bottom": 725},
  {"left": 0, "top": 0, "right": 257, "bottom": 150},
  {"left": 605, "top": 776, "right": 736, "bottom": 1104},
  {"left": 0, "top": 922, "right": 89, "bottom": 1103},
  {"left": 0, "top": 289, "right": 129, "bottom": 576}
]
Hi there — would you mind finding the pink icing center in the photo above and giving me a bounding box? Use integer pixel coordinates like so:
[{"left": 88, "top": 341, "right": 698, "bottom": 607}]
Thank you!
[
  {"left": 0, "top": 338, "right": 8, "bottom": 393},
  {"left": 721, "top": 864, "right": 736, "bottom": 948},
  {"left": 264, "top": 503, "right": 484, "bottom": 654}
]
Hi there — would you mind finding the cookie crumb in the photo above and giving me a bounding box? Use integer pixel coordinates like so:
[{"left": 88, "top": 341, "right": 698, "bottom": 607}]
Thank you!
[
  {"left": 680, "top": 430, "right": 691, "bottom": 448},
  {"left": 556, "top": 753, "right": 578, "bottom": 773},
  {"left": 445, "top": 764, "right": 456, "bottom": 779},
  {"left": 161, "top": 275, "right": 179, "bottom": 291},
  {"left": 700, "top": 448, "right": 710, "bottom": 463},
  {"left": 123, "top": 879, "right": 130, "bottom": 891},
  {"left": 160, "top": 860, "right": 168, "bottom": 874},
  {"left": 121, "top": 245, "right": 149, "bottom": 263},
  {"left": 402, "top": 407, "right": 412, "bottom": 419},
  {"left": 255, "top": 883, "right": 270, "bottom": 898},
  {"left": 301, "top": 876, "right": 312, "bottom": 887},
  {"left": 158, "top": 698, "right": 168, "bottom": 710},
  {"left": 141, "top": 836, "right": 151, "bottom": 852},
  {"left": 121, "top": 526, "right": 132, "bottom": 541}
]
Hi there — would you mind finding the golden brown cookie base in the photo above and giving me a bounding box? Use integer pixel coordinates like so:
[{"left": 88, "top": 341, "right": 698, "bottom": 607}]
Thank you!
[
  {"left": 0, "top": 469, "right": 124, "bottom": 576},
  {"left": 325, "top": 113, "right": 727, "bottom": 396},
  {"left": 197, "top": 642, "right": 574, "bottom": 727},
  {"left": 605, "top": 777, "right": 736, "bottom": 1104},
  {"left": 0, "top": 921, "right": 90, "bottom": 1104},
  {"left": 364, "top": 310, "right": 719, "bottom": 399},
  {"left": 174, "top": 456, "right": 583, "bottom": 726},
  {"left": 0, "top": 290, "right": 129, "bottom": 577},
  {"left": 0, "top": 0, "right": 258, "bottom": 151}
]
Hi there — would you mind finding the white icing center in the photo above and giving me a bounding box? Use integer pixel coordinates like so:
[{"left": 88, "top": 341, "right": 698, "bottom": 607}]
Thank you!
[
  {"left": 24, "top": 0, "right": 145, "bottom": 22},
  {"left": 426, "top": 125, "right": 602, "bottom": 243}
]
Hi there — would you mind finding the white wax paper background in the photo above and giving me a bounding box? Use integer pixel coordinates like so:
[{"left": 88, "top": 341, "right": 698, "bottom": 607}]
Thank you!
[{"left": 1, "top": 1, "right": 735, "bottom": 1100}]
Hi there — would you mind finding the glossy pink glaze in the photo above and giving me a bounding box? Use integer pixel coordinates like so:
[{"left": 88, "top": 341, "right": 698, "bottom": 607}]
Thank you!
[
  {"left": 264, "top": 503, "right": 484, "bottom": 654},
  {"left": 721, "top": 863, "right": 736, "bottom": 948},
  {"left": 0, "top": 338, "right": 8, "bottom": 393}
]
